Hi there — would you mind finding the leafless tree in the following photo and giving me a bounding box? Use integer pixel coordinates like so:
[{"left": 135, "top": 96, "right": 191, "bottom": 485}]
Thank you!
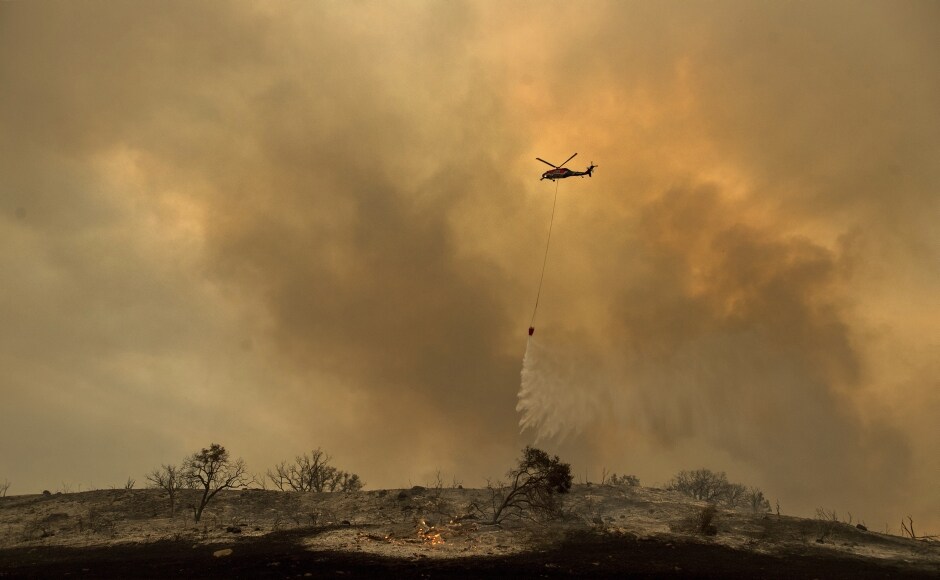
[
  {"left": 183, "top": 443, "right": 250, "bottom": 522},
  {"left": 745, "top": 487, "right": 771, "bottom": 513},
  {"left": 267, "top": 448, "right": 363, "bottom": 492},
  {"left": 901, "top": 515, "right": 917, "bottom": 539},
  {"left": 900, "top": 515, "right": 938, "bottom": 541},
  {"left": 146, "top": 464, "right": 189, "bottom": 516},
  {"left": 0, "top": 479, "right": 10, "bottom": 497},
  {"left": 668, "top": 469, "right": 729, "bottom": 503},
  {"left": 472, "top": 446, "right": 573, "bottom": 525},
  {"left": 723, "top": 483, "right": 748, "bottom": 508},
  {"left": 250, "top": 472, "right": 268, "bottom": 490},
  {"left": 814, "top": 507, "right": 839, "bottom": 543},
  {"left": 668, "top": 469, "right": 770, "bottom": 512}
]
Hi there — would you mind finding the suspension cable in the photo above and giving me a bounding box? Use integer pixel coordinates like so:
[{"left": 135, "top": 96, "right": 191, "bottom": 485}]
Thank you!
[{"left": 529, "top": 180, "right": 559, "bottom": 333}]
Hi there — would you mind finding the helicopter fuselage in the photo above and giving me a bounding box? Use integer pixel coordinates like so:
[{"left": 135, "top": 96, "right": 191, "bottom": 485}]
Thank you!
[
  {"left": 540, "top": 166, "right": 594, "bottom": 181},
  {"left": 537, "top": 153, "right": 595, "bottom": 181}
]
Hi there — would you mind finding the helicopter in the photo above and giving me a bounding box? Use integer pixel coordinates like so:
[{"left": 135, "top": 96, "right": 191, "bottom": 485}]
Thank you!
[{"left": 536, "top": 153, "right": 596, "bottom": 181}]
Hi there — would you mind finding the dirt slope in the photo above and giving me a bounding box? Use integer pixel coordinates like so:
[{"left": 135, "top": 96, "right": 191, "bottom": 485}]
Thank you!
[{"left": 1, "top": 485, "right": 936, "bottom": 578}]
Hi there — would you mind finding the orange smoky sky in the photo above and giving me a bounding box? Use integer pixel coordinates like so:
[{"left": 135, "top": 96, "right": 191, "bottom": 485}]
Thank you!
[{"left": 1, "top": 1, "right": 937, "bottom": 530}]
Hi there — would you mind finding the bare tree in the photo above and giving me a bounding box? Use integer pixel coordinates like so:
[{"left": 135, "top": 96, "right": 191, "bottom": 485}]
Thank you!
[
  {"left": 267, "top": 448, "right": 363, "bottom": 492},
  {"left": 146, "top": 464, "right": 188, "bottom": 516},
  {"left": 814, "top": 507, "right": 839, "bottom": 543},
  {"left": 901, "top": 515, "right": 915, "bottom": 539},
  {"left": 667, "top": 469, "right": 729, "bottom": 503},
  {"left": 268, "top": 449, "right": 331, "bottom": 492},
  {"left": 723, "top": 483, "right": 748, "bottom": 508},
  {"left": 900, "top": 515, "right": 938, "bottom": 541},
  {"left": 668, "top": 469, "right": 771, "bottom": 512},
  {"left": 815, "top": 507, "right": 839, "bottom": 522},
  {"left": 183, "top": 443, "right": 250, "bottom": 522},
  {"left": 0, "top": 479, "right": 10, "bottom": 497},
  {"left": 746, "top": 487, "right": 772, "bottom": 513},
  {"left": 472, "top": 446, "right": 573, "bottom": 525},
  {"left": 251, "top": 472, "right": 268, "bottom": 490}
]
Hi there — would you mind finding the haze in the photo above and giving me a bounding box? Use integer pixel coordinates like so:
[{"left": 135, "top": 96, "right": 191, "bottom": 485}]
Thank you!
[{"left": 1, "top": 1, "right": 937, "bottom": 532}]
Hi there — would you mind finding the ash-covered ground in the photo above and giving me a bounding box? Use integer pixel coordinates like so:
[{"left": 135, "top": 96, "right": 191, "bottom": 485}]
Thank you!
[{"left": 1, "top": 485, "right": 937, "bottom": 578}]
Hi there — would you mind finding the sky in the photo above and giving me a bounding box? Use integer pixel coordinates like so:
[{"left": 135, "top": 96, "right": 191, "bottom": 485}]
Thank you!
[{"left": 1, "top": 1, "right": 937, "bottom": 532}]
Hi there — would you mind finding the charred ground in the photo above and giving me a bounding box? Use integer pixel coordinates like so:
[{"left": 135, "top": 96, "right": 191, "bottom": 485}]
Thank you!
[{"left": 1, "top": 485, "right": 936, "bottom": 578}]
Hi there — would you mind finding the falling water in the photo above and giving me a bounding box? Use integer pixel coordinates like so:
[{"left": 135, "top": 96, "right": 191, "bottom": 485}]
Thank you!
[{"left": 516, "top": 334, "right": 610, "bottom": 442}]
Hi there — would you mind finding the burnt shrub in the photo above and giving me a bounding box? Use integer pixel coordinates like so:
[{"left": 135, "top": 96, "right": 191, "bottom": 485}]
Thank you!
[
  {"left": 667, "top": 469, "right": 770, "bottom": 512},
  {"left": 472, "top": 446, "right": 573, "bottom": 525}
]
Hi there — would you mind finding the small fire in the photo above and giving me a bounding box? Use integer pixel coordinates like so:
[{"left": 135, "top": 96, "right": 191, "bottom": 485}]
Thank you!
[
  {"left": 416, "top": 518, "right": 445, "bottom": 546},
  {"left": 424, "top": 531, "right": 445, "bottom": 546}
]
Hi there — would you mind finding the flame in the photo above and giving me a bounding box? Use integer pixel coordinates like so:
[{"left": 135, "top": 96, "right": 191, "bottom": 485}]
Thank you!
[
  {"left": 416, "top": 518, "right": 445, "bottom": 546},
  {"left": 424, "top": 532, "right": 445, "bottom": 546}
]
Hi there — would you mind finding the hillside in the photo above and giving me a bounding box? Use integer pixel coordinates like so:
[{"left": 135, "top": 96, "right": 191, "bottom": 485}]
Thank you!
[{"left": 1, "top": 485, "right": 937, "bottom": 578}]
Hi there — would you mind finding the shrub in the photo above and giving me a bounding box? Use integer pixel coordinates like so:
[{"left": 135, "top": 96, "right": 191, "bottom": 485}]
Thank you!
[
  {"left": 607, "top": 473, "right": 640, "bottom": 487},
  {"left": 698, "top": 504, "right": 719, "bottom": 535}
]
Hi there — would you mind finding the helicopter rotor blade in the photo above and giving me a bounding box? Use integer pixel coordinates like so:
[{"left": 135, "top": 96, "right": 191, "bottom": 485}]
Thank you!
[
  {"left": 559, "top": 152, "right": 577, "bottom": 167},
  {"left": 536, "top": 157, "right": 558, "bottom": 168}
]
